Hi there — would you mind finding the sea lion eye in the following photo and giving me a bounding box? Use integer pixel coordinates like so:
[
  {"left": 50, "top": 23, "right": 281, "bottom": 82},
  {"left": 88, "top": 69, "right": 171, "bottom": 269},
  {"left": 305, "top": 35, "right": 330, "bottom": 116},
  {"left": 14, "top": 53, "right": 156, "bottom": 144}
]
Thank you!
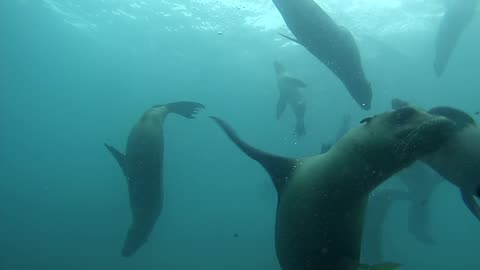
[
  {"left": 394, "top": 107, "right": 416, "bottom": 122},
  {"left": 476, "top": 185, "right": 480, "bottom": 198},
  {"left": 360, "top": 117, "right": 373, "bottom": 124}
]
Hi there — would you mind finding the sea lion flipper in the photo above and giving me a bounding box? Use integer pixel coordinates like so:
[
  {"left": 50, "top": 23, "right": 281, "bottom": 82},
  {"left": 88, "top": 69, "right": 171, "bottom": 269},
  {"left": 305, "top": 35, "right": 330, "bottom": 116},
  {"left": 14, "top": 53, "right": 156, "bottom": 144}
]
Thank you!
[
  {"left": 210, "top": 116, "right": 297, "bottom": 193},
  {"left": 104, "top": 143, "right": 127, "bottom": 176},
  {"left": 162, "top": 101, "right": 205, "bottom": 119},
  {"left": 278, "top": 32, "right": 304, "bottom": 46},
  {"left": 461, "top": 189, "right": 480, "bottom": 221}
]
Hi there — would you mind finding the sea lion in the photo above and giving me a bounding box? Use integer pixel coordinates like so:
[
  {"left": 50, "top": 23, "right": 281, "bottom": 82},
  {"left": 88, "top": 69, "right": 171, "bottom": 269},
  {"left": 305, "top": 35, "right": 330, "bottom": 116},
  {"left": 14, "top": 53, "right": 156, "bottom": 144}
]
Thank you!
[
  {"left": 104, "top": 101, "right": 205, "bottom": 257},
  {"left": 392, "top": 98, "right": 480, "bottom": 221},
  {"left": 396, "top": 162, "right": 443, "bottom": 245},
  {"left": 210, "top": 106, "right": 455, "bottom": 270},
  {"left": 273, "top": 0, "right": 372, "bottom": 110},
  {"left": 274, "top": 61, "right": 308, "bottom": 137},
  {"left": 362, "top": 188, "right": 411, "bottom": 264},
  {"left": 433, "top": 0, "right": 479, "bottom": 76}
]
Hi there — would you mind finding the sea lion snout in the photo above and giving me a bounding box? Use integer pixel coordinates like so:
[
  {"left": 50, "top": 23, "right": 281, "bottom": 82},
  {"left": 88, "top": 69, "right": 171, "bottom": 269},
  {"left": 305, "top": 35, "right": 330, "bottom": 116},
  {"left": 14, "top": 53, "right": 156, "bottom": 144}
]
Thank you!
[
  {"left": 121, "top": 228, "right": 146, "bottom": 257},
  {"left": 351, "top": 80, "right": 372, "bottom": 110},
  {"left": 398, "top": 113, "right": 456, "bottom": 157}
]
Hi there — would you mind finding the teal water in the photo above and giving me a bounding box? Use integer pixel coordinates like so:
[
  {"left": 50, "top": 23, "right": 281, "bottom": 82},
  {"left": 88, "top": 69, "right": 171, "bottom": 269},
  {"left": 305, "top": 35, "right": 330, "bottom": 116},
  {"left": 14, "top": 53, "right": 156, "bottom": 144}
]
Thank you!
[{"left": 1, "top": 1, "right": 479, "bottom": 269}]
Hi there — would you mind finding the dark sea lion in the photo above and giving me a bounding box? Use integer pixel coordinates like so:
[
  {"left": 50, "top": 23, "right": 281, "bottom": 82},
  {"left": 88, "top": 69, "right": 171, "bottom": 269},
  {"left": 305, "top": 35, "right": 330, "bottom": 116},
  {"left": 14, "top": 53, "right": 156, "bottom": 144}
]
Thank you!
[
  {"left": 104, "top": 101, "right": 205, "bottom": 257},
  {"left": 273, "top": 61, "right": 308, "bottom": 137},
  {"left": 273, "top": 0, "right": 372, "bottom": 110},
  {"left": 392, "top": 98, "right": 480, "bottom": 221},
  {"left": 210, "top": 107, "right": 455, "bottom": 270},
  {"left": 434, "top": 0, "right": 479, "bottom": 76}
]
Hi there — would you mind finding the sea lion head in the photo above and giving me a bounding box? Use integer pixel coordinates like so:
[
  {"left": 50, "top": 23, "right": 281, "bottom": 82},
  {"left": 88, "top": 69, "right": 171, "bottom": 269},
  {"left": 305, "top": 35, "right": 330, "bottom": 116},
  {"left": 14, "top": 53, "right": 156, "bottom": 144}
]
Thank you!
[
  {"left": 357, "top": 106, "right": 456, "bottom": 167},
  {"left": 349, "top": 79, "right": 372, "bottom": 110}
]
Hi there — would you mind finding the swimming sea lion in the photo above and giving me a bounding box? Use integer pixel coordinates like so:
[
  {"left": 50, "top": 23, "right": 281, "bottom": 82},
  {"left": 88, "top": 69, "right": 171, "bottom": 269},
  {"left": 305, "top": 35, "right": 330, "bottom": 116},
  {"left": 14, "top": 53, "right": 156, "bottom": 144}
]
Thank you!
[
  {"left": 396, "top": 162, "right": 443, "bottom": 245},
  {"left": 104, "top": 101, "right": 205, "bottom": 257},
  {"left": 392, "top": 98, "right": 480, "bottom": 221},
  {"left": 273, "top": 61, "right": 308, "bottom": 137},
  {"left": 362, "top": 188, "right": 411, "bottom": 264},
  {"left": 433, "top": 0, "right": 479, "bottom": 76},
  {"left": 273, "top": 0, "right": 372, "bottom": 110},
  {"left": 210, "top": 106, "right": 455, "bottom": 270}
]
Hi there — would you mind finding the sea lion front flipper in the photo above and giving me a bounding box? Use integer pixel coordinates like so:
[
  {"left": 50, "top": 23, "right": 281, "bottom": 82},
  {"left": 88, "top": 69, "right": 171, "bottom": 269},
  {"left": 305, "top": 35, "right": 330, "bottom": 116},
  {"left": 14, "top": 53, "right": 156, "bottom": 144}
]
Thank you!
[
  {"left": 160, "top": 101, "right": 205, "bottom": 119},
  {"left": 358, "top": 262, "right": 402, "bottom": 270},
  {"left": 276, "top": 96, "right": 288, "bottom": 119},
  {"left": 104, "top": 143, "right": 127, "bottom": 176},
  {"left": 428, "top": 106, "right": 475, "bottom": 129},
  {"left": 461, "top": 189, "right": 480, "bottom": 221},
  {"left": 210, "top": 116, "right": 297, "bottom": 193},
  {"left": 278, "top": 32, "right": 304, "bottom": 46}
]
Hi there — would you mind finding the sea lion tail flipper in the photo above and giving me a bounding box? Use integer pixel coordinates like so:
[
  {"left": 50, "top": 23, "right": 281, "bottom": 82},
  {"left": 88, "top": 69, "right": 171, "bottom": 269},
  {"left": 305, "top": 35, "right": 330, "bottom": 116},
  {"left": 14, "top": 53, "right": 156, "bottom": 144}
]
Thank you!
[
  {"left": 164, "top": 101, "right": 205, "bottom": 119},
  {"left": 278, "top": 32, "right": 304, "bottom": 46},
  {"left": 104, "top": 143, "right": 127, "bottom": 176},
  {"left": 461, "top": 189, "right": 480, "bottom": 221},
  {"left": 358, "top": 262, "right": 402, "bottom": 270},
  {"left": 210, "top": 116, "right": 297, "bottom": 193},
  {"left": 276, "top": 96, "right": 287, "bottom": 119}
]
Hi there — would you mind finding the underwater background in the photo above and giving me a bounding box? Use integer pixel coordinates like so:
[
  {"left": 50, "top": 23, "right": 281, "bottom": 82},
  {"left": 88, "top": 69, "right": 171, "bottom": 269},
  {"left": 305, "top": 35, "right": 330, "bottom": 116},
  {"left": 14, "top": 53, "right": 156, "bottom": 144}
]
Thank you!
[{"left": 1, "top": 0, "right": 479, "bottom": 269}]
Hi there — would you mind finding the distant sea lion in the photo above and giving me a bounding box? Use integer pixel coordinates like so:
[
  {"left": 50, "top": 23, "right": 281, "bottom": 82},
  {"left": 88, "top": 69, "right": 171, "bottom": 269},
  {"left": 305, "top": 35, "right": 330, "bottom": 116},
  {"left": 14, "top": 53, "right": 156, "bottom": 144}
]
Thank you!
[
  {"left": 273, "top": 0, "right": 372, "bottom": 110},
  {"left": 396, "top": 162, "right": 443, "bottom": 245},
  {"left": 392, "top": 98, "right": 480, "bottom": 221},
  {"left": 211, "top": 106, "right": 454, "bottom": 270},
  {"left": 273, "top": 61, "right": 308, "bottom": 136},
  {"left": 362, "top": 188, "right": 411, "bottom": 264},
  {"left": 433, "top": 0, "right": 479, "bottom": 76},
  {"left": 104, "top": 101, "right": 205, "bottom": 257}
]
